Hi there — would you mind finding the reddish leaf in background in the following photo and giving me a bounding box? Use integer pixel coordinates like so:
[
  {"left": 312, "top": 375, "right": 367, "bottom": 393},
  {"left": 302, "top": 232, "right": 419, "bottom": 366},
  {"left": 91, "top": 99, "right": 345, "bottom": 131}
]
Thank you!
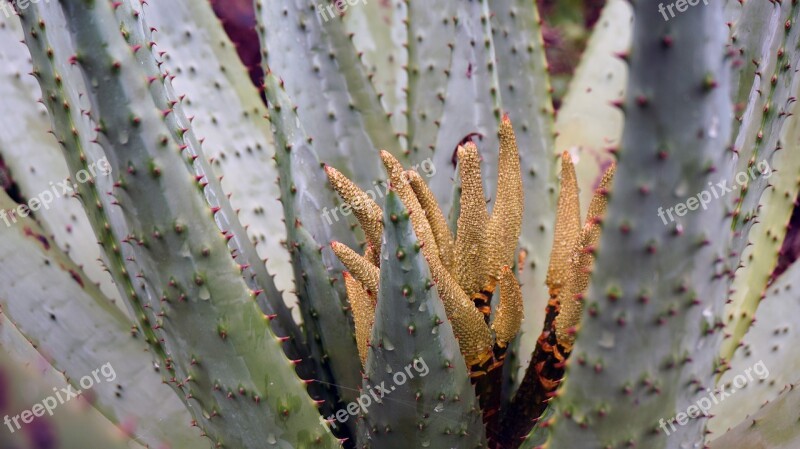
[
  {"left": 209, "top": 0, "right": 263, "bottom": 91},
  {"left": 774, "top": 194, "right": 800, "bottom": 280}
]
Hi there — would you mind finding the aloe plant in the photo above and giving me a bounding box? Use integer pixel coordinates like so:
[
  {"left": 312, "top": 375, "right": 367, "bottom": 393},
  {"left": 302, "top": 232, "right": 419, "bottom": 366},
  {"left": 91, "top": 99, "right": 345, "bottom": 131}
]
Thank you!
[{"left": 0, "top": 0, "right": 799, "bottom": 448}]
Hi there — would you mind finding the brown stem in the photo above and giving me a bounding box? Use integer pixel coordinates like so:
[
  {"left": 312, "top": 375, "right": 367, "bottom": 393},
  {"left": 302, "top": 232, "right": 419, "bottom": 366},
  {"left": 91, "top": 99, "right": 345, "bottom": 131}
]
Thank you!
[
  {"left": 495, "top": 294, "right": 569, "bottom": 449},
  {"left": 473, "top": 345, "right": 509, "bottom": 448}
]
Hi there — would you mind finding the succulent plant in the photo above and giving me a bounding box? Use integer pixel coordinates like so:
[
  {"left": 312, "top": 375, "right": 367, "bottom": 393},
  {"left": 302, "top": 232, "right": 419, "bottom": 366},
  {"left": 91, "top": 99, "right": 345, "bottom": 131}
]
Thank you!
[{"left": 1, "top": 0, "right": 800, "bottom": 448}]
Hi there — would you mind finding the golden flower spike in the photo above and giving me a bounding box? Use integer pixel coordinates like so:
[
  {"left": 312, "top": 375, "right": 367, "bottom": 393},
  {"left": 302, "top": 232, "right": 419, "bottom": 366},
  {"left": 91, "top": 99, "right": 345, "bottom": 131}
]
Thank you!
[
  {"left": 407, "top": 169, "right": 455, "bottom": 271},
  {"left": 325, "top": 165, "right": 383, "bottom": 266},
  {"left": 380, "top": 150, "right": 492, "bottom": 366},
  {"left": 586, "top": 162, "right": 616, "bottom": 227},
  {"left": 424, "top": 247, "right": 494, "bottom": 366},
  {"left": 454, "top": 143, "right": 490, "bottom": 297},
  {"left": 492, "top": 266, "right": 524, "bottom": 349},
  {"left": 343, "top": 272, "right": 375, "bottom": 368},
  {"left": 546, "top": 151, "right": 581, "bottom": 298},
  {"left": 379, "top": 151, "right": 441, "bottom": 261},
  {"left": 554, "top": 163, "right": 616, "bottom": 352},
  {"left": 324, "top": 149, "right": 523, "bottom": 369},
  {"left": 363, "top": 244, "right": 378, "bottom": 267},
  {"left": 484, "top": 116, "right": 524, "bottom": 290},
  {"left": 331, "top": 241, "right": 380, "bottom": 296}
]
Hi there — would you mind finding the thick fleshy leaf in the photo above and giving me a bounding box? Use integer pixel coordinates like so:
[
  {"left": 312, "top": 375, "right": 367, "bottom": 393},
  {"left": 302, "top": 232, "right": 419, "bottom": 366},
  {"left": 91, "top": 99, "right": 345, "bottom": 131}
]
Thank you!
[
  {"left": 256, "top": 0, "right": 401, "bottom": 189},
  {"left": 356, "top": 191, "right": 485, "bottom": 448},
  {"left": 727, "top": 0, "right": 788, "bottom": 139},
  {"left": 722, "top": 2, "right": 800, "bottom": 359},
  {"left": 20, "top": 1, "right": 338, "bottom": 446},
  {"left": 421, "top": 0, "right": 502, "bottom": 210},
  {"left": 0, "top": 190, "right": 203, "bottom": 448},
  {"left": 122, "top": 0, "right": 307, "bottom": 365},
  {"left": 709, "top": 260, "right": 800, "bottom": 437},
  {"left": 0, "top": 12, "right": 122, "bottom": 307},
  {"left": 0, "top": 319, "right": 146, "bottom": 449},
  {"left": 343, "top": 0, "right": 406, "bottom": 135},
  {"left": 142, "top": 0, "right": 296, "bottom": 309},
  {"left": 709, "top": 382, "right": 800, "bottom": 449},
  {"left": 722, "top": 90, "right": 800, "bottom": 361},
  {"left": 727, "top": 1, "right": 800, "bottom": 284},
  {"left": 545, "top": 2, "right": 735, "bottom": 447},
  {"left": 262, "top": 72, "right": 362, "bottom": 418}
]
